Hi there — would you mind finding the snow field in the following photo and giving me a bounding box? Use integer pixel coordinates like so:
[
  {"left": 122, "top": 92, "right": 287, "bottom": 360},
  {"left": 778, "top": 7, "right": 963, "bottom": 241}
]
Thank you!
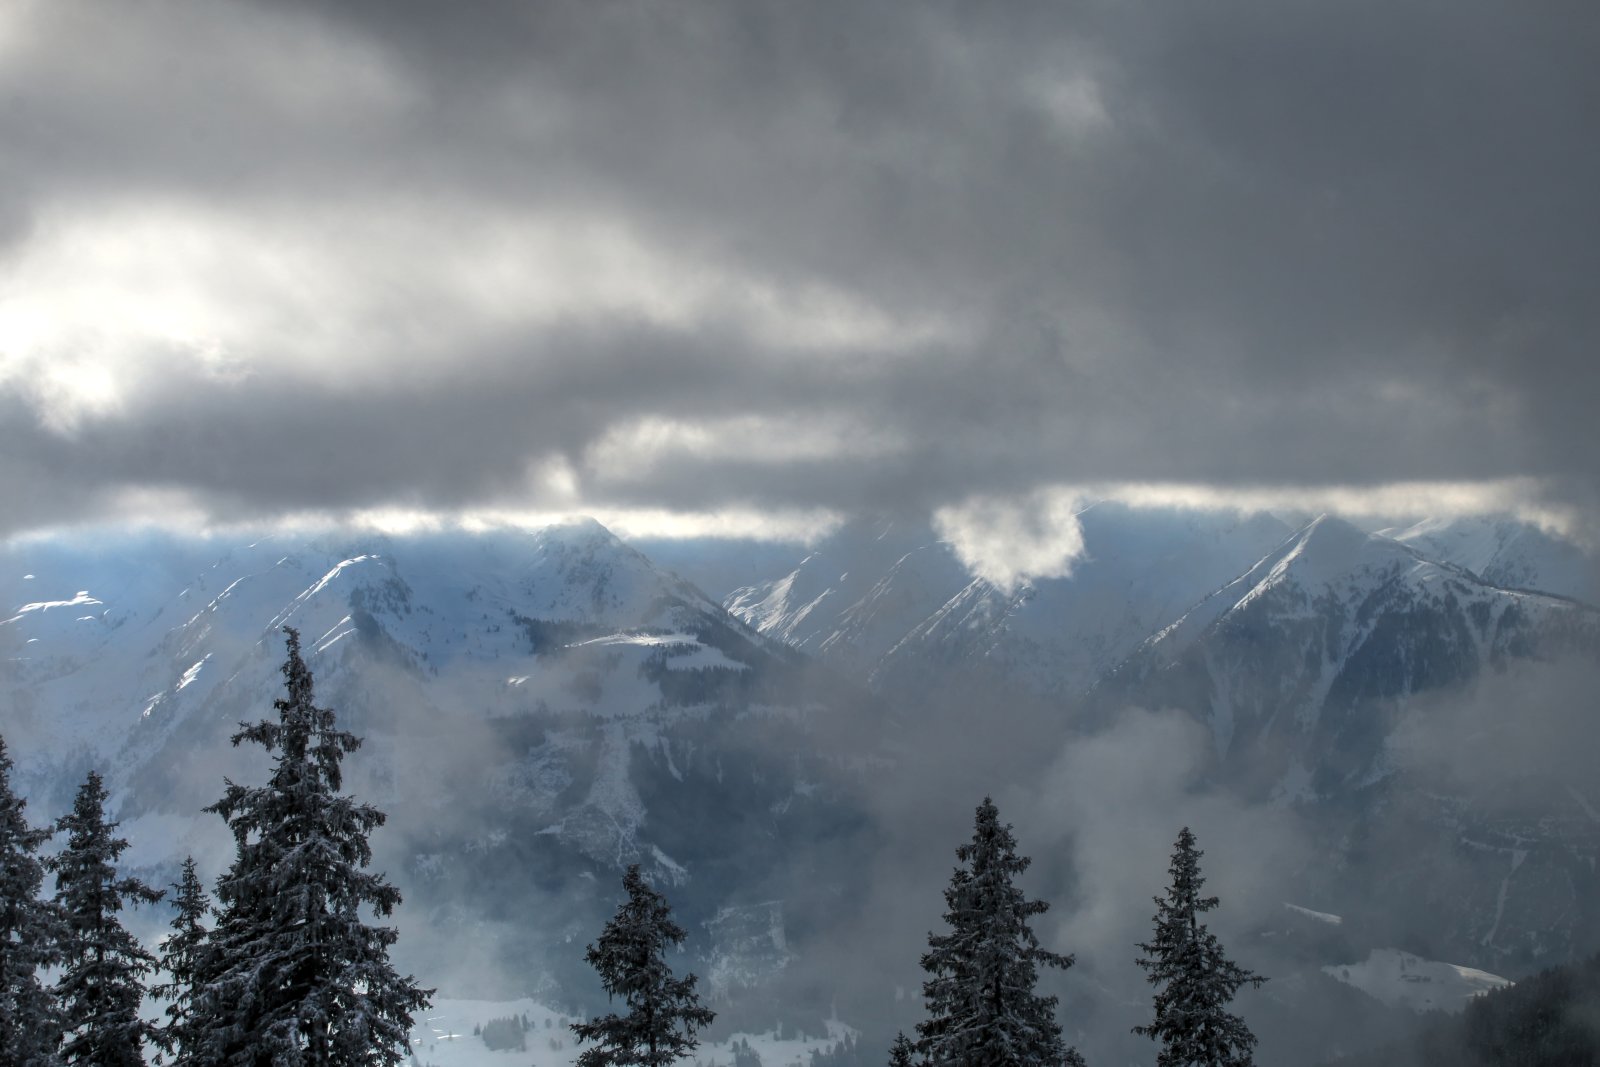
[
  {"left": 409, "top": 998, "right": 854, "bottom": 1067},
  {"left": 1322, "top": 948, "right": 1510, "bottom": 1013}
]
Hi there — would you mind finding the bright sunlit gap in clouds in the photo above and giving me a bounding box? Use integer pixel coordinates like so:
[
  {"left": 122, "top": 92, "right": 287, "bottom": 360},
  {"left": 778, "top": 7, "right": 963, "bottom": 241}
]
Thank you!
[
  {"left": 0, "top": 199, "right": 963, "bottom": 417},
  {"left": 6, "top": 475, "right": 1570, "bottom": 599},
  {"left": 0, "top": 496, "right": 847, "bottom": 549}
]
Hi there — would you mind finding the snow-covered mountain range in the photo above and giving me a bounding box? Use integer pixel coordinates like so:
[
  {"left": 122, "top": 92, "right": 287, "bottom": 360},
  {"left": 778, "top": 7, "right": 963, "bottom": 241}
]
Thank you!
[
  {"left": 726, "top": 504, "right": 1298, "bottom": 697},
  {"left": 719, "top": 507, "right": 1600, "bottom": 974},
  {"left": 4, "top": 506, "right": 1598, "bottom": 1055},
  {"left": 1098, "top": 514, "right": 1600, "bottom": 796},
  {"left": 1, "top": 520, "right": 864, "bottom": 1014}
]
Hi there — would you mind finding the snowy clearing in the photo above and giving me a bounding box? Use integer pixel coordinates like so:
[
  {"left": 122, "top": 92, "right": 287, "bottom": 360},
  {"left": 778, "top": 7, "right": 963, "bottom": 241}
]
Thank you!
[{"left": 1323, "top": 948, "right": 1510, "bottom": 1013}]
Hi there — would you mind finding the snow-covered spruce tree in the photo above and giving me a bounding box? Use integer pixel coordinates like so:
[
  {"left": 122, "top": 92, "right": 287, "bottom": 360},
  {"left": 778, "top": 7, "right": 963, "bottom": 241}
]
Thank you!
[
  {"left": 0, "top": 733, "right": 64, "bottom": 1066},
  {"left": 191, "top": 627, "right": 430, "bottom": 1065},
  {"left": 1133, "top": 827, "right": 1264, "bottom": 1067},
  {"left": 571, "top": 863, "right": 715, "bottom": 1067},
  {"left": 151, "top": 855, "right": 209, "bottom": 1064},
  {"left": 916, "top": 797, "right": 1083, "bottom": 1067},
  {"left": 50, "top": 769, "right": 164, "bottom": 1066}
]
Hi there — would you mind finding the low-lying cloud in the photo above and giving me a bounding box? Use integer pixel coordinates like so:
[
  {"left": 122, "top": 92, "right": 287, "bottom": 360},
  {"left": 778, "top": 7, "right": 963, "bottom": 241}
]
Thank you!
[{"left": 932, "top": 488, "right": 1087, "bottom": 592}]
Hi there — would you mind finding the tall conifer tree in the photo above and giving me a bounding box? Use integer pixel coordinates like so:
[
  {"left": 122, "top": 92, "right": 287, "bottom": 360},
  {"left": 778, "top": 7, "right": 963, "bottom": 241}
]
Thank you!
[
  {"left": 0, "top": 734, "right": 63, "bottom": 1066},
  {"left": 151, "top": 855, "right": 209, "bottom": 1064},
  {"left": 50, "top": 769, "right": 164, "bottom": 1066},
  {"left": 190, "top": 628, "right": 430, "bottom": 1065},
  {"left": 1133, "top": 827, "right": 1264, "bottom": 1067},
  {"left": 887, "top": 1031, "right": 917, "bottom": 1067},
  {"left": 571, "top": 863, "right": 715, "bottom": 1067},
  {"left": 916, "top": 797, "right": 1083, "bottom": 1067}
]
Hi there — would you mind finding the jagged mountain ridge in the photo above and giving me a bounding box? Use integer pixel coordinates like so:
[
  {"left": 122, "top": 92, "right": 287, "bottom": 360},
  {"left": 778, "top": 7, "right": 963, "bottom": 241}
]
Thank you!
[
  {"left": 1097, "top": 514, "right": 1600, "bottom": 795},
  {"left": 4, "top": 519, "right": 754, "bottom": 794},
  {"left": 724, "top": 520, "right": 972, "bottom": 677},
  {"left": 1382, "top": 514, "right": 1600, "bottom": 603},
  {"left": 726, "top": 504, "right": 1297, "bottom": 696}
]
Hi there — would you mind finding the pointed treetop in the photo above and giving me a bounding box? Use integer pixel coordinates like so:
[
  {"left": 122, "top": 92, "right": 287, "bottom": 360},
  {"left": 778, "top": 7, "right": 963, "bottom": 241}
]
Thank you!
[
  {"left": 1159, "top": 825, "right": 1219, "bottom": 916},
  {"left": 887, "top": 1031, "right": 917, "bottom": 1067},
  {"left": 572, "top": 863, "right": 715, "bottom": 1067},
  {"left": 1134, "top": 826, "right": 1265, "bottom": 1067},
  {"left": 916, "top": 796, "right": 1081, "bottom": 1067},
  {"left": 51, "top": 768, "right": 164, "bottom": 1067},
  {"left": 190, "top": 628, "right": 430, "bottom": 1065}
]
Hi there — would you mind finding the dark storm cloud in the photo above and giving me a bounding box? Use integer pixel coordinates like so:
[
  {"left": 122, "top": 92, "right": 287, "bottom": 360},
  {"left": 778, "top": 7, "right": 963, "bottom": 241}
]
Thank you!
[{"left": 2, "top": 0, "right": 1597, "bottom": 535}]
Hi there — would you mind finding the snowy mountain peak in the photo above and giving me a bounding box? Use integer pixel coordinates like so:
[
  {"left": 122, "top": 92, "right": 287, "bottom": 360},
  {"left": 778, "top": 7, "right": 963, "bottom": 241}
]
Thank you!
[
  {"left": 1289, "top": 512, "right": 1379, "bottom": 559},
  {"left": 729, "top": 504, "right": 1297, "bottom": 697},
  {"left": 1101, "top": 513, "right": 1600, "bottom": 803},
  {"left": 1382, "top": 514, "right": 1599, "bottom": 602},
  {"left": 1239, "top": 515, "right": 1427, "bottom": 601},
  {"left": 534, "top": 515, "right": 621, "bottom": 549},
  {"left": 517, "top": 519, "right": 719, "bottom": 625}
]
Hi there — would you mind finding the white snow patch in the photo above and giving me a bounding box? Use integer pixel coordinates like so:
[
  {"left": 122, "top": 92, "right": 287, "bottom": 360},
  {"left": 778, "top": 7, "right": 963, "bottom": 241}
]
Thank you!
[
  {"left": 176, "top": 654, "right": 211, "bottom": 690},
  {"left": 408, "top": 998, "right": 855, "bottom": 1067},
  {"left": 5, "top": 590, "right": 103, "bottom": 624},
  {"left": 1284, "top": 902, "right": 1343, "bottom": 925},
  {"left": 315, "top": 615, "right": 353, "bottom": 645},
  {"left": 304, "top": 556, "right": 376, "bottom": 599},
  {"left": 1324, "top": 948, "right": 1510, "bottom": 1013},
  {"left": 569, "top": 631, "right": 699, "bottom": 649},
  {"left": 315, "top": 615, "right": 357, "bottom": 653}
]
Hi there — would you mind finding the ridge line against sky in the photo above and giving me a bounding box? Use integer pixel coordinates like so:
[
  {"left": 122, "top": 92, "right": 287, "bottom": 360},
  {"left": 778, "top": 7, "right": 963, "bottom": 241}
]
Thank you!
[{"left": 2, "top": 1, "right": 1597, "bottom": 548}]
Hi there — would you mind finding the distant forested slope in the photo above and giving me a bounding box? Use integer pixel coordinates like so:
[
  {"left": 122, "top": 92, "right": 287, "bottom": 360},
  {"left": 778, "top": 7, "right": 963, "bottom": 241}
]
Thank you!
[{"left": 1328, "top": 954, "right": 1600, "bottom": 1067}]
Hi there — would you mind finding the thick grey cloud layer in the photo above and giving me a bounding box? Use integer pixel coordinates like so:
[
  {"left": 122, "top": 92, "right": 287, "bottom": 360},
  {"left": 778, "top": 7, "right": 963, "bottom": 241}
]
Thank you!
[{"left": 2, "top": 1, "right": 1597, "bottom": 536}]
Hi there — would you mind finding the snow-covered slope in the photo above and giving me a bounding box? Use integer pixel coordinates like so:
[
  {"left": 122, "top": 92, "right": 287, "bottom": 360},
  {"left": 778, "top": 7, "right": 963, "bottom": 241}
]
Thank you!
[
  {"left": 1324, "top": 948, "right": 1511, "bottom": 1014},
  {"left": 1090, "top": 515, "right": 1600, "bottom": 973},
  {"left": 1381, "top": 515, "right": 1599, "bottom": 603},
  {"left": 0, "top": 520, "right": 862, "bottom": 1010},
  {"left": 727, "top": 505, "right": 1294, "bottom": 697},
  {"left": 1099, "top": 515, "right": 1600, "bottom": 794},
  {"left": 410, "top": 997, "right": 855, "bottom": 1067},
  {"left": 874, "top": 505, "right": 1294, "bottom": 696},
  {"left": 724, "top": 520, "right": 971, "bottom": 677},
  {"left": 1, "top": 520, "right": 746, "bottom": 803}
]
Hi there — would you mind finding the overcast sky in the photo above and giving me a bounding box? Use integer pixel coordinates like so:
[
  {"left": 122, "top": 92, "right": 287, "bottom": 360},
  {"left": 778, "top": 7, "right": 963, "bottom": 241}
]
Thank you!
[{"left": 3, "top": 1, "right": 1597, "bottom": 544}]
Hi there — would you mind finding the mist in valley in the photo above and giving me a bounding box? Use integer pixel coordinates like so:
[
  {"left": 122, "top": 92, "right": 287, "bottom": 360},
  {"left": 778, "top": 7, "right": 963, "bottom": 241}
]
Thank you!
[{"left": 10, "top": 516, "right": 1597, "bottom": 1066}]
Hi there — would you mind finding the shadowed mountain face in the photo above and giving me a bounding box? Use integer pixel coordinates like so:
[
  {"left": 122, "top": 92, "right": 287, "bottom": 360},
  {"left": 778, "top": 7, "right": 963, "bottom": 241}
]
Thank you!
[
  {"left": 1097, "top": 515, "right": 1600, "bottom": 797},
  {"left": 1087, "top": 516, "right": 1600, "bottom": 975}
]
